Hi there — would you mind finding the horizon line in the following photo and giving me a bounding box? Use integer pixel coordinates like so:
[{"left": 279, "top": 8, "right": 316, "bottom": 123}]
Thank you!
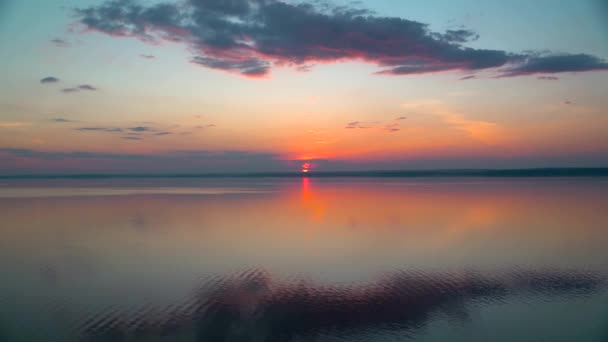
[{"left": 1, "top": 167, "right": 608, "bottom": 179}]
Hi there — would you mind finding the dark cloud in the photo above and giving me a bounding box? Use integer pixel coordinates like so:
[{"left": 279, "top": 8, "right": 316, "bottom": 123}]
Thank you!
[
  {"left": 501, "top": 54, "right": 608, "bottom": 77},
  {"left": 75, "top": 0, "right": 608, "bottom": 78},
  {"left": 439, "top": 29, "right": 480, "bottom": 43},
  {"left": 76, "top": 127, "right": 123, "bottom": 132},
  {"left": 564, "top": 100, "right": 572, "bottom": 105},
  {"left": 50, "top": 38, "right": 70, "bottom": 47},
  {"left": 122, "top": 136, "right": 142, "bottom": 140},
  {"left": 140, "top": 54, "right": 156, "bottom": 59},
  {"left": 459, "top": 75, "right": 476, "bottom": 80},
  {"left": 76, "top": 126, "right": 164, "bottom": 136},
  {"left": 537, "top": 76, "right": 559, "bottom": 81},
  {"left": 78, "top": 84, "right": 98, "bottom": 91},
  {"left": 0, "top": 148, "right": 287, "bottom": 174},
  {"left": 128, "top": 126, "right": 152, "bottom": 132},
  {"left": 191, "top": 56, "right": 270, "bottom": 77},
  {"left": 61, "top": 84, "right": 98, "bottom": 93},
  {"left": 395, "top": 116, "right": 407, "bottom": 120},
  {"left": 40, "top": 77, "right": 60, "bottom": 84}
]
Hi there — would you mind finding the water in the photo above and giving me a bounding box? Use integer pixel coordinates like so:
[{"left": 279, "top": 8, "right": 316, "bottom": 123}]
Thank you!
[{"left": 0, "top": 177, "right": 607, "bottom": 341}]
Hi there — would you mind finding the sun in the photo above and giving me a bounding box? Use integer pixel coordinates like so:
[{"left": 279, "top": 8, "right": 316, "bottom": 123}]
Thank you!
[{"left": 301, "top": 162, "right": 311, "bottom": 173}]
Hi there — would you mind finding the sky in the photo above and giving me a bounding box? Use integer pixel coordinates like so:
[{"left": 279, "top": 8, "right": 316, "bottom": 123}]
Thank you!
[{"left": 0, "top": 0, "right": 607, "bottom": 174}]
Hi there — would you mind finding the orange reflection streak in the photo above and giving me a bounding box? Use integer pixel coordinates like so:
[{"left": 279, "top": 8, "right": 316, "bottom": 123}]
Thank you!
[
  {"left": 301, "top": 177, "right": 310, "bottom": 199},
  {"left": 299, "top": 177, "right": 325, "bottom": 222}
]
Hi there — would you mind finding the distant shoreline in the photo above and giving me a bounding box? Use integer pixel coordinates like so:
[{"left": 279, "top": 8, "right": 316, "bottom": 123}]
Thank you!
[{"left": 1, "top": 168, "right": 608, "bottom": 179}]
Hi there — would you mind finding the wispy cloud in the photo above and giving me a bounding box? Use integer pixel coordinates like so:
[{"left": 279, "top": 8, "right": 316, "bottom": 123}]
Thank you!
[
  {"left": 140, "top": 54, "right": 156, "bottom": 59},
  {"left": 50, "top": 38, "right": 70, "bottom": 47},
  {"left": 501, "top": 54, "right": 608, "bottom": 77},
  {"left": 76, "top": 127, "right": 123, "bottom": 132},
  {"left": 538, "top": 76, "right": 559, "bottom": 81},
  {"left": 346, "top": 118, "right": 405, "bottom": 132},
  {"left": 78, "top": 84, "right": 97, "bottom": 91},
  {"left": 400, "top": 99, "right": 503, "bottom": 144},
  {"left": 345, "top": 121, "right": 372, "bottom": 129},
  {"left": 40, "top": 77, "right": 60, "bottom": 84},
  {"left": 384, "top": 123, "right": 400, "bottom": 132},
  {"left": 62, "top": 84, "right": 98, "bottom": 93},
  {"left": 74, "top": 124, "right": 194, "bottom": 139},
  {"left": 51, "top": 118, "right": 76, "bottom": 123},
  {"left": 0, "top": 122, "right": 31, "bottom": 128},
  {"left": 0, "top": 148, "right": 286, "bottom": 174},
  {"left": 128, "top": 126, "right": 152, "bottom": 132},
  {"left": 76, "top": 0, "right": 608, "bottom": 78},
  {"left": 195, "top": 124, "right": 216, "bottom": 129}
]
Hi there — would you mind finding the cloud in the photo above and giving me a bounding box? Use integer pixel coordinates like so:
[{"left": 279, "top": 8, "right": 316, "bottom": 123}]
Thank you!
[
  {"left": 384, "top": 122, "right": 400, "bottom": 132},
  {"left": 40, "top": 77, "right": 60, "bottom": 84},
  {"left": 76, "top": 125, "right": 171, "bottom": 136},
  {"left": 459, "top": 75, "right": 476, "bottom": 80},
  {"left": 128, "top": 126, "right": 152, "bottom": 132},
  {"left": 51, "top": 118, "right": 76, "bottom": 123},
  {"left": 345, "top": 120, "right": 402, "bottom": 132},
  {"left": 345, "top": 121, "right": 371, "bottom": 129},
  {"left": 78, "top": 84, "right": 98, "bottom": 91},
  {"left": 501, "top": 54, "right": 608, "bottom": 77},
  {"left": 75, "top": 0, "right": 608, "bottom": 78},
  {"left": 440, "top": 29, "right": 480, "bottom": 43},
  {"left": 50, "top": 38, "right": 70, "bottom": 47},
  {"left": 538, "top": 76, "right": 559, "bottom": 81},
  {"left": 122, "top": 136, "right": 142, "bottom": 140},
  {"left": 191, "top": 56, "right": 270, "bottom": 78},
  {"left": 62, "top": 84, "right": 98, "bottom": 93},
  {"left": 564, "top": 100, "right": 572, "bottom": 105},
  {"left": 195, "top": 124, "right": 216, "bottom": 129},
  {"left": 76, "top": 127, "right": 123, "bottom": 132},
  {"left": 0, "top": 148, "right": 286, "bottom": 174},
  {"left": 140, "top": 54, "right": 156, "bottom": 59},
  {"left": 340, "top": 116, "right": 411, "bottom": 133}
]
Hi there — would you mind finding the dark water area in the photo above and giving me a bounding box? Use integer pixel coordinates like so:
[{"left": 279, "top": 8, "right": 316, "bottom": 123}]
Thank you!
[{"left": 0, "top": 177, "right": 607, "bottom": 341}]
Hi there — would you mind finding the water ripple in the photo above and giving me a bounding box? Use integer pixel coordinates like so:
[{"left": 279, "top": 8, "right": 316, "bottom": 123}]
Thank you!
[{"left": 74, "top": 267, "right": 606, "bottom": 341}]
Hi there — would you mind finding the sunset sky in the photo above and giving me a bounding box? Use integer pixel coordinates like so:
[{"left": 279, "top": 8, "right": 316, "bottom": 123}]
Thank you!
[{"left": 1, "top": 0, "right": 607, "bottom": 174}]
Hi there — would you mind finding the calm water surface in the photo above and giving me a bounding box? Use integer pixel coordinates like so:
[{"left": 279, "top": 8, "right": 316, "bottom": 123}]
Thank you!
[{"left": 0, "top": 178, "right": 607, "bottom": 341}]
